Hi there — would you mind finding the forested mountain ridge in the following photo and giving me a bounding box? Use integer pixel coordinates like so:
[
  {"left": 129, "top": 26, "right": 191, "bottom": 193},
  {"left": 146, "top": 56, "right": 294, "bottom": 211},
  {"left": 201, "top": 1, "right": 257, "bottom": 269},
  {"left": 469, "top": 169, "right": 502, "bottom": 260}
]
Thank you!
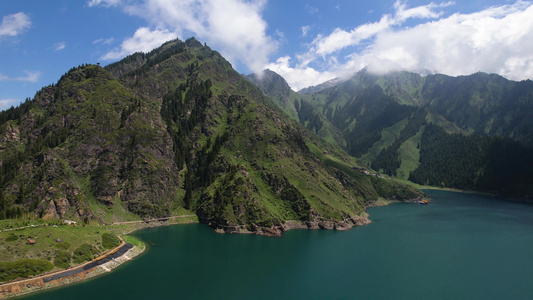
[
  {"left": 249, "top": 69, "right": 533, "bottom": 198},
  {"left": 0, "top": 38, "right": 419, "bottom": 234},
  {"left": 311, "top": 69, "right": 533, "bottom": 146}
]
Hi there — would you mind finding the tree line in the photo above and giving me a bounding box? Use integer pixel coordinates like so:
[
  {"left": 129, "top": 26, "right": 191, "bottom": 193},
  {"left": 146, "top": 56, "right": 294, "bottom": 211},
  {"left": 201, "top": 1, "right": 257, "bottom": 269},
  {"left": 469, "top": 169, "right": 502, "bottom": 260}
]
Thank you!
[{"left": 409, "top": 124, "right": 533, "bottom": 197}]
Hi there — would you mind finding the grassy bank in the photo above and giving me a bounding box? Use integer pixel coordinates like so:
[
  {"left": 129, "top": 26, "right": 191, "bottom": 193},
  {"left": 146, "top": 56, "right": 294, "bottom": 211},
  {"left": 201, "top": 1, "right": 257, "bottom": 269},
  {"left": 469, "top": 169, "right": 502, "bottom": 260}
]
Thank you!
[{"left": 0, "top": 209, "right": 197, "bottom": 283}]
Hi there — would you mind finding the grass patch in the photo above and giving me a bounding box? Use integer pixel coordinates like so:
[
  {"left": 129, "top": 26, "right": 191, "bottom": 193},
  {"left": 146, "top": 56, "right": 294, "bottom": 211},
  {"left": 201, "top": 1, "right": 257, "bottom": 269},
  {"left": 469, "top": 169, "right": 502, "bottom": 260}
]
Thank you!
[
  {"left": 55, "top": 241, "right": 71, "bottom": 250},
  {"left": 121, "top": 235, "right": 144, "bottom": 250},
  {"left": 395, "top": 126, "right": 424, "bottom": 180},
  {"left": 361, "top": 118, "right": 407, "bottom": 164},
  {"left": 0, "top": 224, "right": 108, "bottom": 263}
]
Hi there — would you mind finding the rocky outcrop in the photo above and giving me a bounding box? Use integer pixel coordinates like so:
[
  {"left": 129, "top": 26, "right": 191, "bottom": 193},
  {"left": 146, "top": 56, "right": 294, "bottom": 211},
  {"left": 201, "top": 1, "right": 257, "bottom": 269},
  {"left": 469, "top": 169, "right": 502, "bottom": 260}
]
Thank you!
[{"left": 209, "top": 215, "right": 372, "bottom": 237}]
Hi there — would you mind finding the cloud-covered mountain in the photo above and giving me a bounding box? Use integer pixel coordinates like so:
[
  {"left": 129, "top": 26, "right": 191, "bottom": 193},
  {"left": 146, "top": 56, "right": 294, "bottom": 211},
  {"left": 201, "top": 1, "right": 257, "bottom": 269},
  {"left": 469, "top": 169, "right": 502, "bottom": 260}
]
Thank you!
[{"left": 249, "top": 68, "right": 533, "bottom": 198}]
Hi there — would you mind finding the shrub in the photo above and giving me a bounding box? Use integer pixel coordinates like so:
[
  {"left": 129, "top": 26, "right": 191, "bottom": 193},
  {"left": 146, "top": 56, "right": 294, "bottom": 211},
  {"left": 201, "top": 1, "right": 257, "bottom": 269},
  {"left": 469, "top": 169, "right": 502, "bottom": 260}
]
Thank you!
[
  {"left": 72, "top": 243, "right": 97, "bottom": 264},
  {"left": 6, "top": 234, "right": 18, "bottom": 242},
  {"left": 0, "top": 259, "right": 53, "bottom": 282},
  {"left": 102, "top": 233, "right": 121, "bottom": 249},
  {"left": 53, "top": 250, "right": 71, "bottom": 269}
]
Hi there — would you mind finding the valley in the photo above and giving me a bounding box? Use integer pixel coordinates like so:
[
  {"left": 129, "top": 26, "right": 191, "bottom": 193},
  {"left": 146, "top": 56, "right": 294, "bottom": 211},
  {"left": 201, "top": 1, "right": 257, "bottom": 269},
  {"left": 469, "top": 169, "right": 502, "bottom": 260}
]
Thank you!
[{"left": 249, "top": 69, "right": 533, "bottom": 199}]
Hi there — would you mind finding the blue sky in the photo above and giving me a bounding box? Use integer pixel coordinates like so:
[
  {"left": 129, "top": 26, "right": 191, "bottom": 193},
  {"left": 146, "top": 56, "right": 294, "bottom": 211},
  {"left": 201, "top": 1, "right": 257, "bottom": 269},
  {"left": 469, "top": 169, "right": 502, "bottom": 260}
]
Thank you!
[{"left": 1, "top": 0, "right": 532, "bottom": 110}]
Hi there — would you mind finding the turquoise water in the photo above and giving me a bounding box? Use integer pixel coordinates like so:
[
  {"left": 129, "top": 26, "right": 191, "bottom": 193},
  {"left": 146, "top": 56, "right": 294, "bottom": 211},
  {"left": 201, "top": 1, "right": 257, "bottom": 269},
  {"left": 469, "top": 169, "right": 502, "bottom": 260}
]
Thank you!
[{"left": 24, "top": 190, "right": 533, "bottom": 299}]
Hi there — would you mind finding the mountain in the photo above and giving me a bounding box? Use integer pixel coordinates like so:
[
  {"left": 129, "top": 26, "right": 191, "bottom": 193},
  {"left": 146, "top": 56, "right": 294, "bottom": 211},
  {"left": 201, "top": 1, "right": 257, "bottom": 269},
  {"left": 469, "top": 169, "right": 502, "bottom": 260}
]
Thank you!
[
  {"left": 0, "top": 38, "right": 420, "bottom": 235},
  {"left": 298, "top": 77, "right": 342, "bottom": 95},
  {"left": 264, "top": 69, "right": 533, "bottom": 198},
  {"left": 245, "top": 70, "right": 346, "bottom": 148}
]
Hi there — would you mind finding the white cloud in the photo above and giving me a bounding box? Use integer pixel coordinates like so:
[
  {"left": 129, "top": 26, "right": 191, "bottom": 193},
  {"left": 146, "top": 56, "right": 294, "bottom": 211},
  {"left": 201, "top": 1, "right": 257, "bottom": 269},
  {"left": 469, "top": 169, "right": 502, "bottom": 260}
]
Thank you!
[
  {"left": 87, "top": 0, "right": 121, "bottom": 7},
  {"left": 266, "top": 56, "right": 337, "bottom": 91},
  {"left": 306, "top": 5, "right": 319, "bottom": 15},
  {"left": 312, "top": 15, "right": 395, "bottom": 57},
  {"left": 54, "top": 42, "right": 66, "bottom": 51},
  {"left": 309, "top": 1, "right": 451, "bottom": 58},
  {"left": 276, "top": 1, "right": 533, "bottom": 90},
  {"left": 301, "top": 25, "right": 311, "bottom": 37},
  {"left": 394, "top": 0, "right": 454, "bottom": 22},
  {"left": 354, "top": 2, "right": 533, "bottom": 79},
  {"left": 0, "top": 99, "right": 21, "bottom": 111},
  {"left": 0, "top": 12, "right": 31, "bottom": 37},
  {"left": 17, "top": 71, "right": 41, "bottom": 82},
  {"left": 101, "top": 27, "right": 177, "bottom": 60},
  {"left": 0, "top": 71, "right": 41, "bottom": 82},
  {"left": 93, "top": 37, "right": 114, "bottom": 44},
  {"left": 99, "top": 0, "right": 276, "bottom": 73}
]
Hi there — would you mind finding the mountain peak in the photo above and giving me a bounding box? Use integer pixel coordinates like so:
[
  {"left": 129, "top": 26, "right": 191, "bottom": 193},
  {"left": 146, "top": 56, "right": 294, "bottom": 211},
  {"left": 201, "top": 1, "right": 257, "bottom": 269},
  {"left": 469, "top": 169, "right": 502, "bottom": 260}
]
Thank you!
[
  {"left": 298, "top": 77, "right": 342, "bottom": 94},
  {"left": 0, "top": 38, "right": 420, "bottom": 234}
]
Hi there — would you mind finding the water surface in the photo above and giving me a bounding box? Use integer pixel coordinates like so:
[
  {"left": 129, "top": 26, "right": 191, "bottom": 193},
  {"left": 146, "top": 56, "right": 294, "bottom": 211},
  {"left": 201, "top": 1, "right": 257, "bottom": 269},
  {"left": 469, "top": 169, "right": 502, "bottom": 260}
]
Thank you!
[{"left": 25, "top": 190, "right": 533, "bottom": 299}]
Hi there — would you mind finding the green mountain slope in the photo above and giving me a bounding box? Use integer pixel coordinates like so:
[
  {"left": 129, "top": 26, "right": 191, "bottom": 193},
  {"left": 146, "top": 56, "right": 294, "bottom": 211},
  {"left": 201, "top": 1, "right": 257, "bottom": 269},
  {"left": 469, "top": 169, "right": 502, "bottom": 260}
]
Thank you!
[
  {"left": 245, "top": 70, "right": 345, "bottom": 148},
  {"left": 289, "top": 69, "right": 533, "bottom": 198},
  {"left": 0, "top": 65, "right": 179, "bottom": 222},
  {"left": 0, "top": 38, "right": 420, "bottom": 234}
]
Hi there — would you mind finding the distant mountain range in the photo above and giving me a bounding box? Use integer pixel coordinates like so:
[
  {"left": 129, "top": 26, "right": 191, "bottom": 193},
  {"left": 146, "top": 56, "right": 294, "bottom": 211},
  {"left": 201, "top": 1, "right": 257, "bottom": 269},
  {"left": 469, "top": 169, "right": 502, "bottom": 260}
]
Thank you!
[
  {"left": 248, "top": 68, "right": 533, "bottom": 198},
  {"left": 0, "top": 38, "right": 419, "bottom": 234}
]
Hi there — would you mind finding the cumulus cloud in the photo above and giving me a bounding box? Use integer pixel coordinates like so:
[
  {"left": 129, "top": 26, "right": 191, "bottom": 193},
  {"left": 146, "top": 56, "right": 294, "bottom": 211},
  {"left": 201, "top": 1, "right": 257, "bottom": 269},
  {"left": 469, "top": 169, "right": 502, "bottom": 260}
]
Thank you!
[
  {"left": 277, "top": 1, "right": 533, "bottom": 90},
  {"left": 312, "top": 15, "right": 395, "bottom": 58},
  {"left": 266, "top": 56, "right": 337, "bottom": 91},
  {"left": 101, "top": 27, "right": 177, "bottom": 60},
  {"left": 0, "top": 12, "right": 31, "bottom": 38},
  {"left": 98, "top": 0, "right": 276, "bottom": 73},
  {"left": 309, "top": 0, "right": 451, "bottom": 58},
  {"left": 353, "top": 1, "right": 533, "bottom": 80}
]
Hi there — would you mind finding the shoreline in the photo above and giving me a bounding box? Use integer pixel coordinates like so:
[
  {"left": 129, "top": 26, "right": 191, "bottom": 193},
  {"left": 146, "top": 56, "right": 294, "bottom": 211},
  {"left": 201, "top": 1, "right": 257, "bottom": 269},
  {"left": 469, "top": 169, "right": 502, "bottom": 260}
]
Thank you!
[
  {"left": 424, "top": 187, "right": 533, "bottom": 204},
  {"left": 207, "top": 214, "right": 373, "bottom": 237},
  {"left": 0, "top": 216, "right": 198, "bottom": 299},
  {"left": 422, "top": 186, "right": 497, "bottom": 197},
  {"left": 0, "top": 199, "right": 418, "bottom": 297},
  {"left": 0, "top": 238, "right": 144, "bottom": 299}
]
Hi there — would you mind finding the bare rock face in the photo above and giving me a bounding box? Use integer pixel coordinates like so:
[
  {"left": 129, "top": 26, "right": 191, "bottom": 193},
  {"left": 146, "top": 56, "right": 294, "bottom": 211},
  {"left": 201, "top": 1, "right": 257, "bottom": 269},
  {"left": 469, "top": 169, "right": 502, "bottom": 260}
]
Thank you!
[
  {"left": 0, "top": 123, "right": 20, "bottom": 144},
  {"left": 42, "top": 200, "right": 59, "bottom": 219},
  {"left": 53, "top": 196, "right": 70, "bottom": 217}
]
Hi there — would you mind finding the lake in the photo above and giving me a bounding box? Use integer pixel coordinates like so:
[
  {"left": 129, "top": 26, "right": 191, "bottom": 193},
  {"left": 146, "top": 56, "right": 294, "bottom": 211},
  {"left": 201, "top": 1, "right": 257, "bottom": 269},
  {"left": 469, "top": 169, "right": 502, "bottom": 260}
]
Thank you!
[{"left": 24, "top": 190, "right": 533, "bottom": 299}]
